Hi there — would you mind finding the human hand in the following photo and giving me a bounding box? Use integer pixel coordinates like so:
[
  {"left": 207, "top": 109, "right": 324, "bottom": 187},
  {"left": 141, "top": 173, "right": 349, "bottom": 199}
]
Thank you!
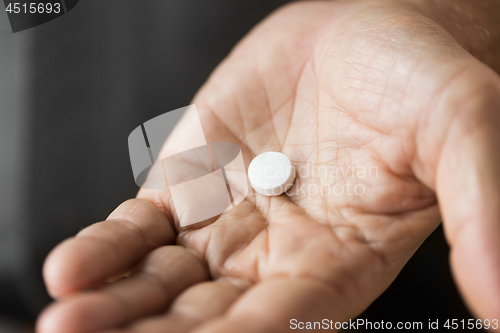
[{"left": 38, "top": 1, "right": 500, "bottom": 332}]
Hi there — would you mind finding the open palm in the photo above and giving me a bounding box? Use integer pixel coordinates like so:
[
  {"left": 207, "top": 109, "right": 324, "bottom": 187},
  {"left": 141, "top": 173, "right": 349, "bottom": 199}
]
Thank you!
[{"left": 39, "top": 1, "right": 500, "bottom": 332}]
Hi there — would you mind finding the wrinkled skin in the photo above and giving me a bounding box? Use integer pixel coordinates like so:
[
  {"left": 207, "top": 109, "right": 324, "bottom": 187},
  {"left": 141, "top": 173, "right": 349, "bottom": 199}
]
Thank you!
[{"left": 38, "top": 1, "right": 500, "bottom": 332}]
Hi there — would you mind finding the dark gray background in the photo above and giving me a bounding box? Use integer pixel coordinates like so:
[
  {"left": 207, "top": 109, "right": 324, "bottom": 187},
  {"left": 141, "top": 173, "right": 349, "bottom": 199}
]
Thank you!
[{"left": 0, "top": 0, "right": 477, "bottom": 331}]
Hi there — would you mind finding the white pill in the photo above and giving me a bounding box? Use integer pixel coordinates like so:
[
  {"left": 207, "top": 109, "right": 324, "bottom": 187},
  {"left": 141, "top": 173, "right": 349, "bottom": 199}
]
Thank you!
[{"left": 248, "top": 152, "right": 295, "bottom": 196}]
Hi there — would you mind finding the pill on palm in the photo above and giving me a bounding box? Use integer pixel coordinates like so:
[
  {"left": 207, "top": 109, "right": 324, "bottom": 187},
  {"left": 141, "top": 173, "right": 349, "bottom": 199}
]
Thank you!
[{"left": 248, "top": 152, "right": 295, "bottom": 196}]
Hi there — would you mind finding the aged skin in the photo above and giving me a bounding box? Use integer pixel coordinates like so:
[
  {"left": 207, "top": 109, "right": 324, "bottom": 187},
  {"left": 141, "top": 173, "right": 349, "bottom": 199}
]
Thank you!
[{"left": 38, "top": 1, "right": 500, "bottom": 332}]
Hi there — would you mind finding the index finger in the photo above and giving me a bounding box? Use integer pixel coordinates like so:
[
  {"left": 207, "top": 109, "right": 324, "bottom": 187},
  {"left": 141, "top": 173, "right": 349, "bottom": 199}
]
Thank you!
[{"left": 43, "top": 198, "right": 176, "bottom": 298}]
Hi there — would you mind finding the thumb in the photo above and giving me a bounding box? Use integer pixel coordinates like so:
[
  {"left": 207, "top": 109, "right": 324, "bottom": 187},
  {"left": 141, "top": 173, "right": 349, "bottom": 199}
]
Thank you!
[{"left": 428, "top": 63, "right": 500, "bottom": 322}]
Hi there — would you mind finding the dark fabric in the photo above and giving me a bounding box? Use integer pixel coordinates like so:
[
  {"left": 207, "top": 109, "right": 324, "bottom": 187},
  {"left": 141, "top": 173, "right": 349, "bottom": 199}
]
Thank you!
[{"left": 5, "top": 0, "right": 475, "bottom": 326}]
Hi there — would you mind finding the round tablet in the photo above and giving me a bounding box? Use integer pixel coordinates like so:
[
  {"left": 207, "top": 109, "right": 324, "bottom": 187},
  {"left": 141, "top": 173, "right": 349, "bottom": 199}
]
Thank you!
[{"left": 248, "top": 152, "right": 295, "bottom": 196}]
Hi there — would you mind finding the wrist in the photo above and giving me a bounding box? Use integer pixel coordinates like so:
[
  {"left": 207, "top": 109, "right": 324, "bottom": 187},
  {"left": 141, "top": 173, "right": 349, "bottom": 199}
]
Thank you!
[{"left": 403, "top": 0, "right": 500, "bottom": 72}]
